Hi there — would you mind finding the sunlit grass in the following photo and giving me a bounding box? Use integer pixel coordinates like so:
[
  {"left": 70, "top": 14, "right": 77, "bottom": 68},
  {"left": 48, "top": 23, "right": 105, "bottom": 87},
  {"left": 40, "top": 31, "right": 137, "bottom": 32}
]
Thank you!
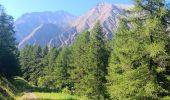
[{"left": 33, "top": 92, "right": 78, "bottom": 100}]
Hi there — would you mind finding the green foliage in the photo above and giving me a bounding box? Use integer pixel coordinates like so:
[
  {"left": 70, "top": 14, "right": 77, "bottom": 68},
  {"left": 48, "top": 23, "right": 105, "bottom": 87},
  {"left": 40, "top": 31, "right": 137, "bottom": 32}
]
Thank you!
[
  {"left": 53, "top": 47, "right": 72, "bottom": 90},
  {"left": 0, "top": 5, "right": 20, "bottom": 78},
  {"left": 38, "top": 47, "right": 59, "bottom": 88},
  {"left": 107, "top": 0, "right": 170, "bottom": 99},
  {"left": 20, "top": 45, "right": 45, "bottom": 85},
  {"left": 70, "top": 31, "right": 91, "bottom": 96},
  {"left": 16, "top": 1, "right": 170, "bottom": 99},
  {"left": 12, "top": 77, "right": 32, "bottom": 92},
  {"left": 87, "top": 22, "right": 110, "bottom": 99},
  {"left": 0, "top": 75, "right": 18, "bottom": 100},
  {"left": 70, "top": 22, "right": 110, "bottom": 99},
  {"left": 0, "top": 5, "right": 21, "bottom": 99},
  {"left": 37, "top": 47, "right": 72, "bottom": 91},
  {"left": 62, "top": 86, "right": 71, "bottom": 94}
]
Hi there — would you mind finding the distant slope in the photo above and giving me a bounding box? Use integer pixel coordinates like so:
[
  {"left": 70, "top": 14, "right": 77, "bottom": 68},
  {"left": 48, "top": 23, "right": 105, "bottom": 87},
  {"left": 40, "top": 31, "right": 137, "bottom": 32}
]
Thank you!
[
  {"left": 15, "top": 11, "right": 76, "bottom": 41},
  {"left": 15, "top": 11, "right": 76, "bottom": 48},
  {"left": 18, "top": 24, "right": 43, "bottom": 48}
]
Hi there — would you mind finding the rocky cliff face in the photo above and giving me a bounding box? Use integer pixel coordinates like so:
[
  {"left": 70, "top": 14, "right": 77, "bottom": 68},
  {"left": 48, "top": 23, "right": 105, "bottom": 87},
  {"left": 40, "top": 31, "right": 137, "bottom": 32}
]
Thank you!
[{"left": 15, "top": 3, "right": 132, "bottom": 48}]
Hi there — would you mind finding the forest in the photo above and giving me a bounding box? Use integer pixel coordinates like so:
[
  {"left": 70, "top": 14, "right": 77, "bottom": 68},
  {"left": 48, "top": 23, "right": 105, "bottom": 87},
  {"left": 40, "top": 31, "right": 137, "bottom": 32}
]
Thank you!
[{"left": 0, "top": 0, "right": 170, "bottom": 99}]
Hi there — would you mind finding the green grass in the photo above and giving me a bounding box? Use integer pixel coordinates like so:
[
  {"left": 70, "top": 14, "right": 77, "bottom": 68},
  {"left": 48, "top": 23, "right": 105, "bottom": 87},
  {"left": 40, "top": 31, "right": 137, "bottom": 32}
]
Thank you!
[
  {"left": 11, "top": 77, "right": 89, "bottom": 100},
  {"left": 12, "top": 77, "right": 33, "bottom": 91},
  {"left": 33, "top": 92, "right": 78, "bottom": 100},
  {"left": 0, "top": 75, "right": 17, "bottom": 100},
  {"left": 16, "top": 92, "right": 88, "bottom": 100},
  {"left": 13, "top": 77, "right": 87, "bottom": 100}
]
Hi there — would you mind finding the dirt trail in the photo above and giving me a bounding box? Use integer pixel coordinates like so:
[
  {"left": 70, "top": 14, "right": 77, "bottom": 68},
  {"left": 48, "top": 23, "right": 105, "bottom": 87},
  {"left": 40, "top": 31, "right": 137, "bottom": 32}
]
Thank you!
[{"left": 20, "top": 92, "right": 37, "bottom": 100}]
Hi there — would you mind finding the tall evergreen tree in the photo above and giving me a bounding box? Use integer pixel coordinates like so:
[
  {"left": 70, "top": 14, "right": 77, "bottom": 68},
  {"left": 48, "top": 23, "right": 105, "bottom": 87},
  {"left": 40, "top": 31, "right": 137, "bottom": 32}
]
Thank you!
[
  {"left": 88, "top": 22, "right": 109, "bottom": 99},
  {"left": 20, "top": 45, "right": 44, "bottom": 85},
  {"left": 39, "top": 47, "right": 72, "bottom": 90},
  {"left": 0, "top": 5, "right": 20, "bottom": 78},
  {"left": 107, "top": 0, "right": 170, "bottom": 99},
  {"left": 38, "top": 47, "right": 59, "bottom": 88},
  {"left": 71, "top": 23, "right": 109, "bottom": 99},
  {"left": 53, "top": 47, "right": 72, "bottom": 90},
  {"left": 70, "top": 31, "right": 91, "bottom": 96}
]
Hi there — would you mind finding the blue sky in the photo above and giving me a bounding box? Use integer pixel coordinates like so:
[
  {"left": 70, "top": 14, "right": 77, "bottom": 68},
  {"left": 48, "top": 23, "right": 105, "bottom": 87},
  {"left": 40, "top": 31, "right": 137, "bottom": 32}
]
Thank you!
[
  {"left": 0, "top": 0, "right": 169, "bottom": 20},
  {"left": 0, "top": 0, "right": 132, "bottom": 20}
]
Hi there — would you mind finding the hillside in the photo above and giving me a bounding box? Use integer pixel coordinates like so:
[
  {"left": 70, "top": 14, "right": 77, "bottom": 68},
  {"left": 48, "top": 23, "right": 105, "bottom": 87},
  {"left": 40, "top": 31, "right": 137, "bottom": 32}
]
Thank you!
[{"left": 0, "top": 76, "right": 17, "bottom": 99}]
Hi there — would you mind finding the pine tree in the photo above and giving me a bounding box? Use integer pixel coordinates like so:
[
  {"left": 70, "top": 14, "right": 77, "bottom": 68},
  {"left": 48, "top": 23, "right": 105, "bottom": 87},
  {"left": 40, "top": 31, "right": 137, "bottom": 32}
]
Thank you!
[
  {"left": 70, "top": 31, "right": 91, "bottom": 96},
  {"left": 71, "top": 23, "right": 109, "bottom": 99},
  {"left": 38, "top": 47, "right": 59, "bottom": 88},
  {"left": 88, "top": 22, "right": 109, "bottom": 99},
  {"left": 40, "top": 47, "right": 72, "bottom": 90},
  {"left": 107, "top": 19, "right": 146, "bottom": 99},
  {"left": 107, "top": 0, "right": 170, "bottom": 99},
  {"left": 20, "top": 45, "right": 44, "bottom": 85},
  {"left": 0, "top": 5, "right": 20, "bottom": 78}
]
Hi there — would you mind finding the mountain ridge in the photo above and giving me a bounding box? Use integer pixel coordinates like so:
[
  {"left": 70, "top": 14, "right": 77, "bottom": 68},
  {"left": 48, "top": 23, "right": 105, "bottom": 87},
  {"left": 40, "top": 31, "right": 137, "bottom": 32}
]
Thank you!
[{"left": 15, "top": 3, "right": 131, "bottom": 48}]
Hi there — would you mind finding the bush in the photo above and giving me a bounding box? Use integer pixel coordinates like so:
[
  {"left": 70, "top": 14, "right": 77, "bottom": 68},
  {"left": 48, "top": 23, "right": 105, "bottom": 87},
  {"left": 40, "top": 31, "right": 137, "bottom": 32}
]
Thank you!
[{"left": 62, "top": 86, "right": 71, "bottom": 94}]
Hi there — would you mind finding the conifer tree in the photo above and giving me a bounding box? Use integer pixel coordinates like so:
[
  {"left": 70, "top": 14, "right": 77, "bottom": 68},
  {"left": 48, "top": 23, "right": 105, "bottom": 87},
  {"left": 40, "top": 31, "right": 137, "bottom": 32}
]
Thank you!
[
  {"left": 88, "top": 22, "right": 109, "bottom": 99},
  {"left": 54, "top": 47, "right": 72, "bottom": 90},
  {"left": 70, "top": 31, "right": 91, "bottom": 96},
  {"left": 20, "top": 45, "right": 44, "bottom": 85},
  {"left": 0, "top": 5, "right": 20, "bottom": 78},
  {"left": 71, "top": 23, "right": 109, "bottom": 99},
  {"left": 38, "top": 47, "right": 59, "bottom": 88},
  {"left": 107, "top": 0, "right": 170, "bottom": 99}
]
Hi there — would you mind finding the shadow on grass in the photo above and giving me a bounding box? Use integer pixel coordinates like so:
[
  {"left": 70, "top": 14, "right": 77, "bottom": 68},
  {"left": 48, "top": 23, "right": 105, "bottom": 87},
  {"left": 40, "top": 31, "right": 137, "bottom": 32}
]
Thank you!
[
  {"left": 31, "top": 87, "right": 58, "bottom": 93},
  {"left": 11, "top": 77, "right": 58, "bottom": 93},
  {"left": 39, "top": 99, "right": 77, "bottom": 100},
  {"left": 12, "top": 77, "right": 78, "bottom": 100}
]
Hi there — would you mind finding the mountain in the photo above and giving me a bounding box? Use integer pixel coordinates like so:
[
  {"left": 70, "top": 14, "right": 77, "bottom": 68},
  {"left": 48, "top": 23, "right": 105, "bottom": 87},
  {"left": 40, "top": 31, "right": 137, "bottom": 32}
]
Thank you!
[
  {"left": 71, "top": 3, "right": 126, "bottom": 39},
  {"left": 15, "top": 11, "right": 76, "bottom": 48},
  {"left": 15, "top": 3, "right": 131, "bottom": 48}
]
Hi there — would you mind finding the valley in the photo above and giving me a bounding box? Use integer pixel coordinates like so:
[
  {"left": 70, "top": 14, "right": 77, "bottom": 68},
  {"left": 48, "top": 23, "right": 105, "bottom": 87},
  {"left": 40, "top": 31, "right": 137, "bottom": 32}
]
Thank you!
[{"left": 0, "top": 0, "right": 170, "bottom": 100}]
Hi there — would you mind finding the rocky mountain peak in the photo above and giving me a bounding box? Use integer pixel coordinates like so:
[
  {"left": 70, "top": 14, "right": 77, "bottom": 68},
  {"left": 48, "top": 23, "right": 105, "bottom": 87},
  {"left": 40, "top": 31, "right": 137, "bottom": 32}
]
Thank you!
[
  {"left": 71, "top": 3, "right": 125, "bottom": 38},
  {"left": 15, "top": 3, "right": 130, "bottom": 48}
]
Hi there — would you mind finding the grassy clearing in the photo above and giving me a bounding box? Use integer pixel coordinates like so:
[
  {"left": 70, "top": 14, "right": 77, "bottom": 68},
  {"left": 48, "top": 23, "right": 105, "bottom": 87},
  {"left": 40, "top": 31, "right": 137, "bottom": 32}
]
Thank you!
[
  {"left": 13, "top": 77, "right": 88, "bottom": 100},
  {"left": 31, "top": 92, "right": 88, "bottom": 100},
  {"left": 15, "top": 92, "right": 82, "bottom": 100},
  {"left": 16, "top": 92, "right": 89, "bottom": 100},
  {"left": 33, "top": 92, "right": 78, "bottom": 100}
]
